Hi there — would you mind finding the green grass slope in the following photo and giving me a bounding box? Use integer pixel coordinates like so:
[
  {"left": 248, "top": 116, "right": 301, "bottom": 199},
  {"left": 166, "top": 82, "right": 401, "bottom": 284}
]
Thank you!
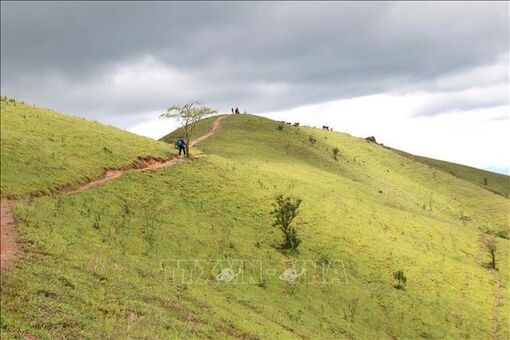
[
  {"left": 1, "top": 114, "right": 508, "bottom": 339},
  {"left": 394, "top": 150, "right": 509, "bottom": 198},
  {"left": 0, "top": 98, "right": 173, "bottom": 198}
]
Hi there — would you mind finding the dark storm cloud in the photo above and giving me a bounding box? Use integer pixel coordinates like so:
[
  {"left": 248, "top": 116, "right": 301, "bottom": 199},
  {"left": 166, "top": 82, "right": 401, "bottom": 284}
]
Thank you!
[{"left": 1, "top": 1, "right": 508, "bottom": 125}]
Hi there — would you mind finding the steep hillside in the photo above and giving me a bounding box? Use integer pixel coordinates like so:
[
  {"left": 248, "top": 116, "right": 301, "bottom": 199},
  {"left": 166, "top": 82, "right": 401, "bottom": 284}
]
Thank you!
[
  {"left": 394, "top": 150, "right": 509, "bottom": 198},
  {"left": 0, "top": 98, "right": 173, "bottom": 198},
  {"left": 1, "top": 113, "right": 508, "bottom": 339}
]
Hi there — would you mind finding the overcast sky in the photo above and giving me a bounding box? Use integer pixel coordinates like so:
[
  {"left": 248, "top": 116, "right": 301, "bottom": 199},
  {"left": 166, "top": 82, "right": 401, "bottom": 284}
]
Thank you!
[{"left": 1, "top": 1, "right": 509, "bottom": 173}]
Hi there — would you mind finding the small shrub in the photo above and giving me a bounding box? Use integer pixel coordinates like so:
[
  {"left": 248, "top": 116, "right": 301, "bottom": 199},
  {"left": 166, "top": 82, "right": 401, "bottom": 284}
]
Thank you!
[
  {"left": 460, "top": 215, "right": 471, "bottom": 222},
  {"left": 317, "top": 254, "right": 331, "bottom": 265},
  {"left": 495, "top": 229, "right": 509, "bottom": 240},
  {"left": 143, "top": 210, "right": 156, "bottom": 251},
  {"left": 333, "top": 147, "right": 340, "bottom": 160},
  {"left": 53, "top": 197, "right": 63, "bottom": 218},
  {"left": 483, "top": 177, "right": 488, "bottom": 186},
  {"left": 102, "top": 146, "right": 113, "bottom": 155},
  {"left": 257, "top": 180, "right": 266, "bottom": 189},
  {"left": 277, "top": 124, "right": 284, "bottom": 131},
  {"left": 393, "top": 270, "right": 407, "bottom": 289},
  {"left": 480, "top": 233, "right": 497, "bottom": 269},
  {"left": 271, "top": 194, "right": 302, "bottom": 251},
  {"left": 308, "top": 135, "right": 317, "bottom": 146},
  {"left": 123, "top": 202, "right": 130, "bottom": 215},
  {"left": 92, "top": 214, "right": 101, "bottom": 230},
  {"left": 257, "top": 278, "right": 267, "bottom": 288},
  {"left": 343, "top": 298, "right": 359, "bottom": 321}
]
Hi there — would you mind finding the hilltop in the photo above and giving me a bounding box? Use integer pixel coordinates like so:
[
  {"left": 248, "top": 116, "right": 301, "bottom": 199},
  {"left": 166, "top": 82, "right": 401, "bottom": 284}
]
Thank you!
[{"left": 0, "top": 104, "right": 508, "bottom": 339}]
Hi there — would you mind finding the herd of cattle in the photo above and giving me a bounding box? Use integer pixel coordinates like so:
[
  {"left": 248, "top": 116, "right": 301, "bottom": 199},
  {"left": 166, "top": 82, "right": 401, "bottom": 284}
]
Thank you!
[
  {"left": 279, "top": 120, "right": 379, "bottom": 145},
  {"left": 280, "top": 121, "right": 334, "bottom": 131}
]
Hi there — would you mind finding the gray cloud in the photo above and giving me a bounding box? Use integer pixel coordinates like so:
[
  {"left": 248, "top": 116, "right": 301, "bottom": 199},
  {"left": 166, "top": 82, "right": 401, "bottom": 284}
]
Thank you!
[{"left": 1, "top": 1, "right": 508, "bottom": 126}]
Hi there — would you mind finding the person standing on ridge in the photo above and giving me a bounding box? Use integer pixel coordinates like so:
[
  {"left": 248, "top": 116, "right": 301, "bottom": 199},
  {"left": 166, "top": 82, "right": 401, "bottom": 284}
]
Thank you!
[
  {"left": 235, "top": 107, "right": 240, "bottom": 114},
  {"left": 175, "top": 137, "right": 187, "bottom": 156},
  {"left": 231, "top": 107, "right": 234, "bottom": 114}
]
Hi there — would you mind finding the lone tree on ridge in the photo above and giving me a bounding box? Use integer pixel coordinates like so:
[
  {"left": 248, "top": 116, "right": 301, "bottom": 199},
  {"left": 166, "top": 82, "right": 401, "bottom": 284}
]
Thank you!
[{"left": 160, "top": 101, "right": 216, "bottom": 157}]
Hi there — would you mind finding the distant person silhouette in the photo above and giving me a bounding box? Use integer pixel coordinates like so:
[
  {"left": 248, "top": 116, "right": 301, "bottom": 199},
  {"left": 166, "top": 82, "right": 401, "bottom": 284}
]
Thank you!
[
  {"left": 175, "top": 137, "right": 186, "bottom": 156},
  {"left": 235, "top": 107, "right": 240, "bottom": 114},
  {"left": 231, "top": 107, "right": 234, "bottom": 114}
]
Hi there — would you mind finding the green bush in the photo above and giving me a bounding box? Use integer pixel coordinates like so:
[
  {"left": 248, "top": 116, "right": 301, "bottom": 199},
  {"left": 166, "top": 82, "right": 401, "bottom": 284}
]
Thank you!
[
  {"left": 271, "top": 194, "right": 302, "bottom": 251},
  {"left": 333, "top": 147, "right": 340, "bottom": 160},
  {"left": 393, "top": 270, "right": 407, "bottom": 289},
  {"left": 495, "top": 229, "right": 509, "bottom": 240},
  {"left": 308, "top": 135, "right": 317, "bottom": 146},
  {"left": 480, "top": 233, "right": 497, "bottom": 269}
]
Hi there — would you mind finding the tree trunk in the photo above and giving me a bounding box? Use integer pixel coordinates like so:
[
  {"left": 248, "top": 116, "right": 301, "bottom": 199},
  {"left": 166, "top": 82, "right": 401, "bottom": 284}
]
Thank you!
[
  {"left": 185, "top": 131, "right": 190, "bottom": 157},
  {"left": 490, "top": 251, "right": 496, "bottom": 269}
]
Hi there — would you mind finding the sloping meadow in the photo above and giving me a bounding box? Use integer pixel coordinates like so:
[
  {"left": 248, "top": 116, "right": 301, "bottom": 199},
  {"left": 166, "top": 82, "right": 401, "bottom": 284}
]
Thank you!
[
  {"left": 1, "top": 114, "right": 508, "bottom": 338},
  {"left": 0, "top": 98, "right": 172, "bottom": 198}
]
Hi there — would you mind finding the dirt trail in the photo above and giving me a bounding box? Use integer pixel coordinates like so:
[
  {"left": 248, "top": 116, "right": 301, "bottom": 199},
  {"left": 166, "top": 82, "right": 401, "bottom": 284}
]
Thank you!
[
  {"left": 0, "top": 115, "right": 226, "bottom": 272},
  {"left": 190, "top": 115, "right": 227, "bottom": 147},
  {"left": 0, "top": 200, "right": 17, "bottom": 272},
  {"left": 64, "top": 170, "right": 124, "bottom": 195}
]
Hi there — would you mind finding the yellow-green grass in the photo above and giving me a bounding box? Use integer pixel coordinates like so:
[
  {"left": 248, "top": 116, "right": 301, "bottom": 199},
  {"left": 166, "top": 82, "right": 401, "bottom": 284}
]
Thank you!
[
  {"left": 1, "top": 114, "right": 508, "bottom": 338},
  {"left": 394, "top": 149, "right": 510, "bottom": 198},
  {"left": 0, "top": 98, "right": 174, "bottom": 198}
]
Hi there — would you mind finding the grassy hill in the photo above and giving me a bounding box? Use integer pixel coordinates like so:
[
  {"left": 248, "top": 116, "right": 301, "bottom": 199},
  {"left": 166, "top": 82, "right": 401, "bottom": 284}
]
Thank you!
[
  {"left": 0, "top": 97, "right": 173, "bottom": 198},
  {"left": 394, "top": 150, "right": 509, "bottom": 198},
  {"left": 1, "top": 112, "right": 508, "bottom": 338}
]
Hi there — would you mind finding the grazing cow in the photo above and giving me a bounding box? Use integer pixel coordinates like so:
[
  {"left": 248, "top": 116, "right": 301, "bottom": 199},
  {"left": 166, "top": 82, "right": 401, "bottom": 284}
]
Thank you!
[
  {"left": 293, "top": 122, "right": 300, "bottom": 127},
  {"left": 322, "top": 125, "right": 329, "bottom": 130}
]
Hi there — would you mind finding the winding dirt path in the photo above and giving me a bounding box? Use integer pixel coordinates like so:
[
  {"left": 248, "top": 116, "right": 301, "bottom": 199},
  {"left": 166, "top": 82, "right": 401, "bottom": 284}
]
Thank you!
[
  {"left": 0, "top": 200, "right": 17, "bottom": 273},
  {"left": 190, "top": 115, "right": 226, "bottom": 147},
  {"left": 0, "top": 115, "right": 226, "bottom": 273}
]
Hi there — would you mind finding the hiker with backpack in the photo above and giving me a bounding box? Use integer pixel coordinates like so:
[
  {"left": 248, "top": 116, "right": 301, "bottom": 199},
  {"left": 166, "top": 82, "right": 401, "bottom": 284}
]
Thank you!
[{"left": 175, "top": 137, "right": 186, "bottom": 156}]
